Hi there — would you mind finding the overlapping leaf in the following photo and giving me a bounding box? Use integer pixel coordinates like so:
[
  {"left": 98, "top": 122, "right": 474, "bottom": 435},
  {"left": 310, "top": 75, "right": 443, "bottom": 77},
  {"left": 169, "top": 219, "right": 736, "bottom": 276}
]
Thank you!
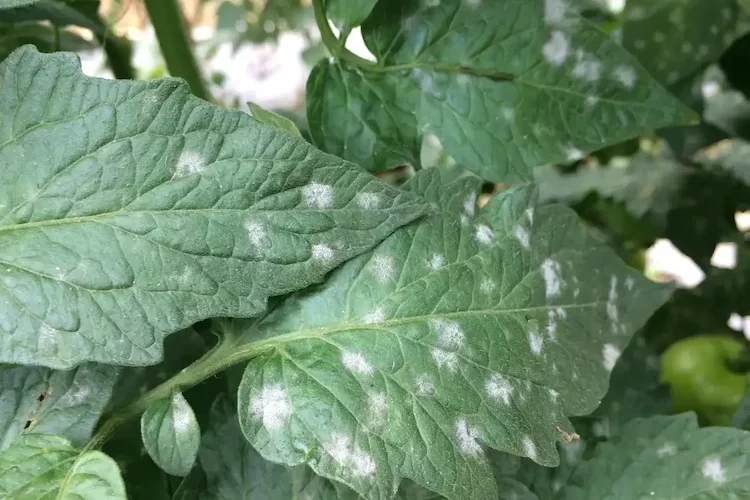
[
  {"left": 326, "top": 0, "right": 378, "bottom": 32},
  {"left": 0, "top": 362, "right": 118, "bottom": 449},
  {"left": 0, "top": 46, "right": 427, "bottom": 369},
  {"left": 231, "top": 169, "right": 670, "bottom": 500},
  {"left": 141, "top": 392, "right": 201, "bottom": 477},
  {"left": 0, "top": 434, "right": 126, "bottom": 499},
  {"left": 307, "top": 0, "right": 694, "bottom": 180},
  {"left": 557, "top": 413, "right": 750, "bottom": 499},
  {"left": 622, "top": 0, "right": 739, "bottom": 85}
]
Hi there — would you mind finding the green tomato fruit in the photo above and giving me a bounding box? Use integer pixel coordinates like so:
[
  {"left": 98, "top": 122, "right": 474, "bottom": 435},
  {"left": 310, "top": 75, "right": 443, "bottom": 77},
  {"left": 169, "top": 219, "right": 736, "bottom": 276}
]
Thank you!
[{"left": 660, "top": 335, "right": 747, "bottom": 426}]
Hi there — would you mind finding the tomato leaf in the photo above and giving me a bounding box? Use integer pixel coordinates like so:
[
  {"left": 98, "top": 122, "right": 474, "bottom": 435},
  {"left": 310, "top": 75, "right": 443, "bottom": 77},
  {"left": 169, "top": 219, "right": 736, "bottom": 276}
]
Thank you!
[
  {"left": 246, "top": 101, "right": 302, "bottom": 137},
  {"left": 0, "top": 0, "right": 43, "bottom": 8},
  {"left": 0, "top": 434, "right": 126, "bottom": 499},
  {"left": 0, "top": 363, "right": 118, "bottom": 450},
  {"left": 141, "top": 392, "right": 200, "bottom": 477},
  {"left": 232, "top": 169, "right": 670, "bottom": 500},
  {"left": 307, "top": 0, "right": 695, "bottom": 180},
  {"left": 0, "top": 46, "right": 427, "bottom": 369},
  {"left": 622, "top": 0, "right": 740, "bottom": 85},
  {"left": 557, "top": 413, "right": 750, "bottom": 499},
  {"left": 326, "top": 0, "right": 378, "bottom": 31}
]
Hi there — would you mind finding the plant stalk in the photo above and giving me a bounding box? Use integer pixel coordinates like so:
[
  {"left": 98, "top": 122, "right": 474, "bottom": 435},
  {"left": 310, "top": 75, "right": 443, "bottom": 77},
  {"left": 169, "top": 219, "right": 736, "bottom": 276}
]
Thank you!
[{"left": 143, "top": 0, "right": 211, "bottom": 101}]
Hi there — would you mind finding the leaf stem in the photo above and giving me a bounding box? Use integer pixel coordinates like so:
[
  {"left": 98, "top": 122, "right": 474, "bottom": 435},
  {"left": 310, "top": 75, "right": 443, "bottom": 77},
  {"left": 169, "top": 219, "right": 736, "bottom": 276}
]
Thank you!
[
  {"left": 311, "top": 0, "right": 380, "bottom": 69},
  {"left": 143, "top": 0, "right": 211, "bottom": 101}
]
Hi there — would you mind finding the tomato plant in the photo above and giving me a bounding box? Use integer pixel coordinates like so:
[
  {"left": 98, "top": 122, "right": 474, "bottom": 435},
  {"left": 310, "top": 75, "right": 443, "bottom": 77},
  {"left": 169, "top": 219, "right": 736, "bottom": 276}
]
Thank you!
[{"left": 0, "top": 0, "right": 750, "bottom": 499}]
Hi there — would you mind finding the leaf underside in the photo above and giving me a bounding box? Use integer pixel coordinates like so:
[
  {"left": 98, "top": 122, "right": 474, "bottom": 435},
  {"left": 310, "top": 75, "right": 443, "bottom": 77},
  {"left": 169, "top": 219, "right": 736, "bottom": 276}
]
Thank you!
[
  {"left": 0, "top": 46, "right": 427, "bottom": 369},
  {"left": 141, "top": 392, "right": 201, "bottom": 477},
  {"left": 307, "top": 0, "right": 695, "bottom": 180},
  {"left": 233, "top": 169, "right": 671, "bottom": 500}
]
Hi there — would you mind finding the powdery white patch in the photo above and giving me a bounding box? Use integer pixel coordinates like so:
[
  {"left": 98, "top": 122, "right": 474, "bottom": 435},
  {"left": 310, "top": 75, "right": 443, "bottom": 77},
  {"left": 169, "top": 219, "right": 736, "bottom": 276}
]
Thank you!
[
  {"left": 548, "top": 388, "right": 559, "bottom": 401},
  {"left": 38, "top": 324, "right": 59, "bottom": 350},
  {"left": 430, "top": 318, "right": 464, "bottom": 350},
  {"left": 429, "top": 253, "right": 446, "bottom": 271},
  {"left": 613, "top": 65, "right": 637, "bottom": 88},
  {"left": 244, "top": 220, "right": 268, "bottom": 249},
  {"left": 324, "top": 433, "right": 377, "bottom": 478},
  {"left": 544, "top": 0, "right": 567, "bottom": 24},
  {"left": 455, "top": 418, "right": 483, "bottom": 456},
  {"left": 311, "top": 244, "right": 335, "bottom": 263},
  {"left": 543, "top": 31, "right": 570, "bottom": 66},
  {"left": 625, "top": 276, "right": 635, "bottom": 290},
  {"left": 171, "top": 394, "right": 194, "bottom": 434},
  {"left": 523, "top": 436, "right": 538, "bottom": 461},
  {"left": 63, "top": 384, "right": 92, "bottom": 405},
  {"left": 302, "top": 182, "right": 333, "bottom": 209},
  {"left": 431, "top": 348, "right": 459, "bottom": 372},
  {"left": 572, "top": 51, "right": 602, "bottom": 81},
  {"left": 528, "top": 330, "right": 544, "bottom": 355},
  {"left": 370, "top": 254, "right": 395, "bottom": 283},
  {"left": 546, "top": 310, "right": 558, "bottom": 339},
  {"left": 607, "top": 276, "right": 619, "bottom": 323},
  {"left": 562, "top": 439, "right": 584, "bottom": 463},
  {"left": 368, "top": 392, "right": 388, "bottom": 426},
  {"left": 501, "top": 107, "right": 515, "bottom": 121},
  {"left": 485, "top": 373, "right": 513, "bottom": 405},
  {"left": 602, "top": 343, "right": 621, "bottom": 372},
  {"left": 585, "top": 95, "right": 599, "bottom": 107},
  {"left": 514, "top": 225, "right": 530, "bottom": 249},
  {"left": 701, "top": 457, "right": 725, "bottom": 483},
  {"left": 362, "top": 308, "right": 386, "bottom": 324},
  {"left": 566, "top": 147, "right": 584, "bottom": 162},
  {"left": 475, "top": 224, "right": 494, "bottom": 245},
  {"left": 480, "top": 278, "right": 496, "bottom": 294},
  {"left": 355, "top": 192, "right": 381, "bottom": 209},
  {"left": 342, "top": 351, "right": 374, "bottom": 376},
  {"left": 415, "top": 374, "right": 436, "bottom": 396},
  {"left": 463, "top": 192, "right": 478, "bottom": 216},
  {"left": 657, "top": 442, "right": 677, "bottom": 457},
  {"left": 592, "top": 418, "right": 610, "bottom": 438},
  {"left": 174, "top": 150, "right": 207, "bottom": 178},
  {"left": 541, "top": 259, "right": 563, "bottom": 298},
  {"left": 251, "top": 384, "right": 291, "bottom": 431}
]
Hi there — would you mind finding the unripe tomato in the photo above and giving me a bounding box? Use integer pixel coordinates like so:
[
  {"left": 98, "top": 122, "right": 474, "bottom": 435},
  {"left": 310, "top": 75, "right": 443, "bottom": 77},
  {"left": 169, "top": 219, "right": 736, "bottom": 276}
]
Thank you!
[{"left": 660, "top": 335, "right": 747, "bottom": 426}]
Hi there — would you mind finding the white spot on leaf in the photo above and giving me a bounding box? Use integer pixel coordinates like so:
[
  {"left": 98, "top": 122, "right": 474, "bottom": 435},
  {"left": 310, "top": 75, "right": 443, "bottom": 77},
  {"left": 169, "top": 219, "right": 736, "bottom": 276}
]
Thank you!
[
  {"left": 480, "top": 278, "right": 496, "bottom": 294},
  {"left": 607, "top": 276, "right": 619, "bottom": 324},
  {"left": 244, "top": 220, "right": 268, "bottom": 249},
  {"left": 572, "top": 51, "right": 602, "bottom": 81},
  {"left": 355, "top": 192, "right": 381, "bottom": 209},
  {"left": 174, "top": 150, "right": 207, "bottom": 178},
  {"left": 342, "top": 351, "right": 374, "bottom": 376},
  {"left": 251, "top": 384, "right": 291, "bottom": 431},
  {"left": 514, "top": 225, "right": 530, "bottom": 249},
  {"left": 613, "top": 65, "right": 637, "bottom": 88},
  {"left": 362, "top": 308, "right": 386, "bottom": 324},
  {"left": 324, "top": 433, "right": 377, "bottom": 477},
  {"left": 171, "top": 393, "right": 194, "bottom": 434},
  {"left": 416, "top": 374, "right": 436, "bottom": 396},
  {"left": 485, "top": 373, "right": 513, "bottom": 405},
  {"left": 523, "top": 436, "right": 537, "bottom": 460},
  {"left": 475, "top": 224, "right": 494, "bottom": 245},
  {"left": 543, "top": 31, "right": 570, "bottom": 66},
  {"left": 463, "top": 192, "right": 477, "bottom": 216},
  {"left": 370, "top": 255, "right": 395, "bottom": 283},
  {"left": 429, "top": 253, "right": 446, "bottom": 270},
  {"left": 657, "top": 442, "right": 677, "bottom": 457},
  {"left": 544, "top": 0, "right": 567, "bottom": 24},
  {"left": 701, "top": 457, "right": 725, "bottom": 483},
  {"left": 430, "top": 318, "right": 464, "bottom": 350},
  {"left": 302, "top": 182, "right": 333, "bottom": 208},
  {"left": 529, "top": 330, "right": 544, "bottom": 355},
  {"left": 431, "top": 348, "right": 459, "bottom": 372},
  {"left": 368, "top": 392, "right": 388, "bottom": 426},
  {"left": 455, "top": 418, "right": 482, "bottom": 456},
  {"left": 541, "top": 259, "right": 563, "bottom": 298},
  {"left": 566, "top": 147, "right": 584, "bottom": 162},
  {"left": 602, "top": 343, "right": 621, "bottom": 372},
  {"left": 311, "top": 244, "right": 335, "bottom": 262}
]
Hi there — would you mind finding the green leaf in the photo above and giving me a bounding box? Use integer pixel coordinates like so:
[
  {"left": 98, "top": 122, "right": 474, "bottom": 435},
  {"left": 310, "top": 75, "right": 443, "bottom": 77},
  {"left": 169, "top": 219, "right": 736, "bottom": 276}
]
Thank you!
[
  {"left": 326, "top": 0, "right": 378, "bottom": 31},
  {"left": 141, "top": 392, "right": 201, "bottom": 477},
  {"left": 0, "top": 1, "right": 106, "bottom": 35},
  {"left": 622, "top": 0, "right": 739, "bottom": 85},
  {"left": 694, "top": 139, "right": 750, "bottom": 186},
  {"left": 307, "top": 0, "right": 695, "bottom": 180},
  {"left": 732, "top": 392, "right": 750, "bottom": 430},
  {"left": 233, "top": 169, "right": 670, "bottom": 500},
  {"left": 0, "top": 363, "right": 118, "bottom": 450},
  {"left": 0, "top": 46, "right": 427, "bottom": 369},
  {"left": 246, "top": 101, "right": 302, "bottom": 137},
  {"left": 557, "top": 413, "right": 750, "bottom": 499},
  {"left": 0, "top": 434, "right": 126, "bottom": 499}
]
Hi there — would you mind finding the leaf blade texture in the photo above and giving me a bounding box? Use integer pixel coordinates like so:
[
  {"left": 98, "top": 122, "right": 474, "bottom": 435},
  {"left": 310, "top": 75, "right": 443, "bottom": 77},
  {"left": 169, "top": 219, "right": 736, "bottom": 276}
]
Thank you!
[
  {"left": 141, "top": 392, "right": 201, "bottom": 477},
  {"left": 0, "top": 434, "right": 126, "bottom": 499},
  {"left": 0, "top": 45, "right": 427, "bottom": 369},
  {"left": 234, "top": 169, "right": 671, "bottom": 500},
  {"left": 0, "top": 363, "right": 119, "bottom": 450},
  {"left": 307, "top": 0, "right": 696, "bottom": 180}
]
